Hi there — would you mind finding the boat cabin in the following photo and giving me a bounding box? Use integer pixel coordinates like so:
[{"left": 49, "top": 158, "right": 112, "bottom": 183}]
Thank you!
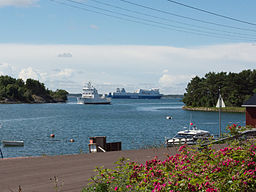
[
  {"left": 166, "top": 125, "right": 211, "bottom": 147},
  {"left": 242, "top": 93, "right": 256, "bottom": 128},
  {"left": 82, "top": 82, "right": 98, "bottom": 98}
]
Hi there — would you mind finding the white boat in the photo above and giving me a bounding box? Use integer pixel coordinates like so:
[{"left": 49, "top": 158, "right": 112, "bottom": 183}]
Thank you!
[
  {"left": 2, "top": 140, "right": 24, "bottom": 147},
  {"left": 77, "top": 82, "right": 111, "bottom": 104},
  {"left": 166, "top": 123, "right": 212, "bottom": 147}
]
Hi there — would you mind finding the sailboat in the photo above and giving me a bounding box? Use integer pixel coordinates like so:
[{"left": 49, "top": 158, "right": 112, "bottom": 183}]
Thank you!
[{"left": 216, "top": 94, "right": 225, "bottom": 108}]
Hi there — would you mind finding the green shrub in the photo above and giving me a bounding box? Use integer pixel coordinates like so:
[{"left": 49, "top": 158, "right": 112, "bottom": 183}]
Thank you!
[
  {"left": 226, "top": 124, "right": 252, "bottom": 136},
  {"left": 83, "top": 140, "right": 256, "bottom": 191}
]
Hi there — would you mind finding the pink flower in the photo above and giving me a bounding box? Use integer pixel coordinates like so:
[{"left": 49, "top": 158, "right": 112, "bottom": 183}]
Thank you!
[
  {"left": 179, "top": 145, "right": 186, "bottom": 151},
  {"left": 114, "top": 186, "right": 118, "bottom": 191},
  {"left": 206, "top": 188, "right": 217, "bottom": 192}
]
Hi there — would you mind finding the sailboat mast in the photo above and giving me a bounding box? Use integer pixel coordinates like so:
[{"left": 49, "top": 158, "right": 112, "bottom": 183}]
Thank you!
[
  {"left": 218, "top": 88, "right": 221, "bottom": 138},
  {"left": 216, "top": 87, "right": 226, "bottom": 138}
]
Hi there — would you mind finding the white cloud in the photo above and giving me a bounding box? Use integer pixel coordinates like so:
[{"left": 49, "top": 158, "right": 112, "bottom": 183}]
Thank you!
[
  {"left": 90, "top": 24, "right": 99, "bottom": 30},
  {"left": 0, "top": 0, "right": 39, "bottom": 7},
  {"left": 55, "top": 68, "right": 74, "bottom": 78},
  {"left": 162, "top": 69, "right": 168, "bottom": 74},
  {"left": 58, "top": 53, "right": 72, "bottom": 58},
  {"left": 159, "top": 74, "right": 190, "bottom": 86},
  {"left": 18, "top": 67, "right": 41, "bottom": 81},
  {"left": 0, "top": 43, "right": 255, "bottom": 94},
  {"left": 0, "top": 62, "right": 15, "bottom": 76}
]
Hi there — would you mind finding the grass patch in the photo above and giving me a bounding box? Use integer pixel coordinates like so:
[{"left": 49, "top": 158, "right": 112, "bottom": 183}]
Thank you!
[{"left": 183, "top": 106, "right": 245, "bottom": 113}]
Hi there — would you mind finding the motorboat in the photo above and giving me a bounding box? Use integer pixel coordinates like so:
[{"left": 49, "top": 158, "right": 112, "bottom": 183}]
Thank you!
[
  {"left": 2, "top": 140, "right": 24, "bottom": 147},
  {"left": 166, "top": 123, "right": 212, "bottom": 147},
  {"left": 77, "top": 82, "right": 111, "bottom": 104}
]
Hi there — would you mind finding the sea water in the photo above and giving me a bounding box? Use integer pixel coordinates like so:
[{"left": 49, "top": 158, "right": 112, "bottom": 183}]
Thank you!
[{"left": 0, "top": 97, "right": 244, "bottom": 158}]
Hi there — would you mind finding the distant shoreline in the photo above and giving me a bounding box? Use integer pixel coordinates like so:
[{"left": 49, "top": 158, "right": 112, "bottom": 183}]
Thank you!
[
  {"left": 183, "top": 106, "right": 245, "bottom": 113},
  {"left": 161, "top": 94, "right": 184, "bottom": 99},
  {"left": 68, "top": 94, "right": 184, "bottom": 99}
]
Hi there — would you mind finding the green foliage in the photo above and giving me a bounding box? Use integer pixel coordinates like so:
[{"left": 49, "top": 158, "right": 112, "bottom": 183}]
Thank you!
[
  {"left": 83, "top": 140, "right": 256, "bottom": 192},
  {"left": 226, "top": 124, "right": 252, "bottom": 136},
  {"left": 50, "top": 89, "right": 68, "bottom": 101},
  {"left": 25, "top": 78, "right": 48, "bottom": 96},
  {"left": 0, "top": 75, "right": 68, "bottom": 103},
  {"left": 183, "top": 70, "right": 256, "bottom": 107}
]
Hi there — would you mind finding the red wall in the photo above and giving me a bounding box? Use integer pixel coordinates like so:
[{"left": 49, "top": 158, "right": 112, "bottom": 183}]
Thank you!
[{"left": 246, "top": 107, "right": 256, "bottom": 128}]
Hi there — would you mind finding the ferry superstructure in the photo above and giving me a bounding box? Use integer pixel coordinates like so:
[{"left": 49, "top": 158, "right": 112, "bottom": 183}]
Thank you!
[
  {"left": 77, "top": 82, "right": 111, "bottom": 104},
  {"left": 110, "top": 88, "right": 162, "bottom": 99}
]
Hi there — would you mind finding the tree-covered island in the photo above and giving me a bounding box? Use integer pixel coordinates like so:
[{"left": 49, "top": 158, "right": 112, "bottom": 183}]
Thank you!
[
  {"left": 0, "top": 75, "right": 68, "bottom": 103},
  {"left": 182, "top": 70, "right": 256, "bottom": 112}
]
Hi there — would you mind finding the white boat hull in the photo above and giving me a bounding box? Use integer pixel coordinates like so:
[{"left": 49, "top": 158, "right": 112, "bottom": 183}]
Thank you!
[
  {"left": 166, "top": 126, "right": 212, "bottom": 147},
  {"left": 2, "top": 140, "right": 24, "bottom": 147},
  {"left": 166, "top": 138, "right": 196, "bottom": 147},
  {"left": 77, "top": 97, "right": 111, "bottom": 104}
]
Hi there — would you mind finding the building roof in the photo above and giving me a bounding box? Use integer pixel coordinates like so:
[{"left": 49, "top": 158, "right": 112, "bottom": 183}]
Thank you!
[{"left": 242, "top": 93, "right": 256, "bottom": 107}]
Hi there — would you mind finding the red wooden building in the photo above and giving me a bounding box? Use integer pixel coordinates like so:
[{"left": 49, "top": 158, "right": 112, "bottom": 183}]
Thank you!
[{"left": 242, "top": 94, "right": 256, "bottom": 128}]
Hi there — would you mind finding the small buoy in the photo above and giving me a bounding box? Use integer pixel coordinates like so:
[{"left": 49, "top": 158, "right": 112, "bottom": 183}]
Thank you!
[
  {"left": 70, "top": 139, "right": 75, "bottom": 143},
  {"left": 50, "top": 134, "right": 55, "bottom": 138},
  {"left": 166, "top": 116, "right": 172, "bottom": 120}
]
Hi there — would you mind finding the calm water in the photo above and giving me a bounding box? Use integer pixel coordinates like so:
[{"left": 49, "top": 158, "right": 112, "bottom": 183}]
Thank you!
[{"left": 0, "top": 98, "right": 245, "bottom": 158}]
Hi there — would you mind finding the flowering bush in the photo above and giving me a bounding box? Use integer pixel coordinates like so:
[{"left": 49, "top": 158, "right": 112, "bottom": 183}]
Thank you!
[
  {"left": 83, "top": 140, "right": 256, "bottom": 192},
  {"left": 226, "top": 124, "right": 250, "bottom": 136}
]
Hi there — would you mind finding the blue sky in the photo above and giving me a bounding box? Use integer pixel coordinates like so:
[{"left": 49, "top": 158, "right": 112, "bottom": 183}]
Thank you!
[{"left": 0, "top": 0, "right": 256, "bottom": 94}]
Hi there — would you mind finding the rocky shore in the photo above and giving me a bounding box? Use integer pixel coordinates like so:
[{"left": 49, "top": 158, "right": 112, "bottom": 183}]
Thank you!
[{"left": 0, "top": 94, "right": 66, "bottom": 104}]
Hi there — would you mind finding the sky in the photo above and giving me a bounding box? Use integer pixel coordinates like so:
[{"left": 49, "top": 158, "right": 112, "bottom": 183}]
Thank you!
[{"left": 0, "top": 0, "right": 256, "bottom": 94}]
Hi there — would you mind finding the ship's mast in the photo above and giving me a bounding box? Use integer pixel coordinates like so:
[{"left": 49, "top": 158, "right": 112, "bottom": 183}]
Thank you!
[{"left": 216, "top": 88, "right": 225, "bottom": 138}]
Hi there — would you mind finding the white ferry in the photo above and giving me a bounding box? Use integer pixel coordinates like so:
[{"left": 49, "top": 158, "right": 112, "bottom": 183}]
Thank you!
[
  {"left": 77, "top": 82, "right": 111, "bottom": 104},
  {"left": 110, "top": 88, "right": 162, "bottom": 99}
]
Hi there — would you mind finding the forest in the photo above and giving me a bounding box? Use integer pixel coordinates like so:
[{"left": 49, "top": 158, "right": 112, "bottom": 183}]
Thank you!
[
  {"left": 0, "top": 75, "right": 68, "bottom": 103},
  {"left": 182, "top": 70, "right": 256, "bottom": 107}
]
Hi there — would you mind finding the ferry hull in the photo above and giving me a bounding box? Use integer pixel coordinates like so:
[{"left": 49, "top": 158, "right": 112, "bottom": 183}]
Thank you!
[
  {"left": 111, "top": 95, "right": 162, "bottom": 99},
  {"left": 77, "top": 97, "right": 111, "bottom": 104},
  {"left": 110, "top": 87, "right": 162, "bottom": 99}
]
